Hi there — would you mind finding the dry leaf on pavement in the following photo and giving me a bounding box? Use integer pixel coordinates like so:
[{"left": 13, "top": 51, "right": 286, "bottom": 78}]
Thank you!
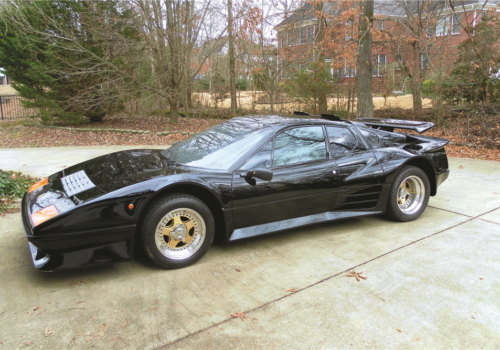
[
  {"left": 231, "top": 312, "right": 246, "bottom": 321},
  {"left": 346, "top": 271, "right": 367, "bottom": 281}
]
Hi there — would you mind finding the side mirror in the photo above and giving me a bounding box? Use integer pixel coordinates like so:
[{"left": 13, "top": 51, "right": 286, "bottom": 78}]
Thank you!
[{"left": 241, "top": 168, "right": 273, "bottom": 181}]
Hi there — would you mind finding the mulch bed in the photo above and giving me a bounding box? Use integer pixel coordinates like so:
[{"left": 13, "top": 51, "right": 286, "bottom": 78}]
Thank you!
[{"left": 0, "top": 115, "right": 221, "bottom": 148}]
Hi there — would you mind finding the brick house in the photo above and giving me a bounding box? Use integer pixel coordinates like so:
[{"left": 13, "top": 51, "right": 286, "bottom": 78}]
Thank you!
[{"left": 275, "top": 0, "right": 500, "bottom": 93}]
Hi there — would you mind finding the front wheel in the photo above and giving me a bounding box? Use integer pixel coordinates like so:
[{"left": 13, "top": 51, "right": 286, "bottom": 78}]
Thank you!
[
  {"left": 140, "top": 194, "right": 214, "bottom": 269},
  {"left": 386, "top": 166, "right": 430, "bottom": 222}
]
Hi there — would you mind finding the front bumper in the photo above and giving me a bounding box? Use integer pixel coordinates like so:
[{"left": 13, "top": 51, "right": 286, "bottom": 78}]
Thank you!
[{"left": 21, "top": 193, "right": 135, "bottom": 271}]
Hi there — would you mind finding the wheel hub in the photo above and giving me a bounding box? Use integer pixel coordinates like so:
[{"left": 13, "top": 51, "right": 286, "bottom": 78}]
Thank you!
[{"left": 170, "top": 224, "right": 188, "bottom": 241}]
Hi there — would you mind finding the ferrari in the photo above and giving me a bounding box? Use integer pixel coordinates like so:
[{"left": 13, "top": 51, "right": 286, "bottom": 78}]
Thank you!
[{"left": 22, "top": 113, "right": 450, "bottom": 271}]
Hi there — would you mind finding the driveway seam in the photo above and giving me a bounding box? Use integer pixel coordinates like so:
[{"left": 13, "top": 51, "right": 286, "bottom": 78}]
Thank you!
[
  {"left": 159, "top": 213, "right": 486, "bottom": 349},
  {"left": 479, "top": 218, "right": 500, "bottom": 226},
  {"left": 428, "top": 206, "right": 473, "bottom": 217}
]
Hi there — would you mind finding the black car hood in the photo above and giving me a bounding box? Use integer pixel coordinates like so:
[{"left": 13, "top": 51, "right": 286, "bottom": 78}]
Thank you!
[
  {"left": 25, "top": 149, "right": 194, "bottom": 222},
  {"left": 62, "top": 149, "right": 189, "bottom": 195}
]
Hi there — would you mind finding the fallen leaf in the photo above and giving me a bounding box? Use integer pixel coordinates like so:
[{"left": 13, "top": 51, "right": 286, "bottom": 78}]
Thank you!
[
  {"left": 112, "top": 337, "right": 120, "bottom": 341},
  {"left": 231, "top": 312, "right": 246, "bottom": 321},
  {"left": 414, "top": 338, "right": 420, "bottom": 341},
  {"left": 346, "top": 271, "right": 367, "bottom": 281},
  {"left": 494, "top": 192, "right": 498, "bottom": 195},
  {"left": 459, "top": 165, "right": 463, "bottom": 169},
  {"left": 25, "top": 341, "right": 32, "bottom": 346},
  {"left": 471, "top": 316, "right": 475, "bottom": 319},
  {"left": 44, "top": 328, "right": 53, "bottom": 336},
  {"left": 37, "top": 311, "right": 45, "bottom": 316},
  {"left": 27, "top": 306, "right": 41, "bottom": 315},
  {"left": 285, "top": 288, "right": 297, "bottom": 293},
  {"left": 479, "top": 277, "right": 484, "bottom": 280},
  {"left": 121, "top": 323, "right": 126, "bottom": 328},
  {"left": 235, "top": 268, "right": 241, "bottom": 272},
  {"left": 86, "top": 336, "right": 93, "bottom": 342},
  {"left": 396, "top": 328, "right": 401, "bottom": 332}
]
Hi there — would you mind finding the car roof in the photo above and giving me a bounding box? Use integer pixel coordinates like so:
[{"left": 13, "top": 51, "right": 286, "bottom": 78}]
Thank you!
[{"left": 230, "top": 115, "right": 349, "bottom": 130}]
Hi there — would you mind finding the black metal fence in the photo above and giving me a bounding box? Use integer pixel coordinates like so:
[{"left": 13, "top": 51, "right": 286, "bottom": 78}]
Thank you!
[{"left": 0, "top": 95, "right": 37, "bottom": 121}]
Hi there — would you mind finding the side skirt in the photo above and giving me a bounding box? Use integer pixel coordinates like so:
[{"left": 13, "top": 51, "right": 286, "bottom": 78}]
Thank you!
[{"left": 229, "top": 210, "right": 383, "bottom": 241}]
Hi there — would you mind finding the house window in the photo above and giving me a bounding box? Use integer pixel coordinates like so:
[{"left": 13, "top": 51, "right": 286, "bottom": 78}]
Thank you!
[
  {"left": 436, "top": 17, "right": 450, "bottom": 36},
  {"left": 345, "top": 21, "right": 353, "bottom": 41},
  {"left": 294, "top": 29, "right": 300, "bottom": 45},
  {"left": 300, "top": 27, "right": 306, "bottom": 45},
  {"left": 374, "top": 55, "right": 386, "bottom": 76},
  {"left": 377, "top": 20, "right": 383, "bottom": 30},
  {"left": 426, "top": 25, "right": 433, "bottom": 37},
  {"left": 452, "top": 14, "right": 460, "bottom": 34},
  {"left": 281, "top": 32, "right": 286, "bottom": 48},
  {"left": 287, "top": 30, "right": 293, "bottom": 46},
  {"left": 307, "top": 26, "right": 314, "bottom": 42},
  {"left": 481, "top": 11, "right": 487, "bottom": 21},
  {"left": 345, "top": 58, "right": 356, "bottom": 77},
  {"left": 420, "top": 53, "right": 429, "bottom": 69}
]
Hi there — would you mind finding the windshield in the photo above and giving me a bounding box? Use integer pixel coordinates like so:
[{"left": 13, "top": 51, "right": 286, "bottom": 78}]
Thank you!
[{"left": 164, "top": 120, "right": 272, "bottom": 170}]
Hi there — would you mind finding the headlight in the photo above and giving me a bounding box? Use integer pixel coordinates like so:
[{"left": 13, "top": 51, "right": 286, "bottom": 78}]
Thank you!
[{"left": 31, "top": 205, "right": 59, "bottom": 227}]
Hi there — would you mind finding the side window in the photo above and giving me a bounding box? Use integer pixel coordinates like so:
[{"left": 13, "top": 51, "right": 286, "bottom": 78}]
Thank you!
[
  {"left": 326, "top": 126, "right": 357, "bottom": 157},
  {"left": 240, "top": 140, "right": 272, "bottom": 170},
  {"left": 357, "top": 128, "right": 381, "bottom": 148},
  {"left": 273, "top": 126, "right": 327, "bottom": 167}
]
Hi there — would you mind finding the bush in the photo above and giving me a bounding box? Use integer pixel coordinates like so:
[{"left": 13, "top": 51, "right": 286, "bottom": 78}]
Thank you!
[{"left": 0, "top": 170, "right": 36, "bottom": 214}]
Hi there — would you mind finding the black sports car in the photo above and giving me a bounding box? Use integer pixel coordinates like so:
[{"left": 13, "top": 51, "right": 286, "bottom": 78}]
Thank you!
[{"left": 22, "top": 113, "right": 450, "bottom": 271}]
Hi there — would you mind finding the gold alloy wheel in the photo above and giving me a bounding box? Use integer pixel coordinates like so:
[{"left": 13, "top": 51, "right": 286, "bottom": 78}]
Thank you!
[
  {"left": 155, "top": 208, "right": 206, "bottom": 260},
  {"left": 397, "top": 175, "right": 425, "bottom": 215}
]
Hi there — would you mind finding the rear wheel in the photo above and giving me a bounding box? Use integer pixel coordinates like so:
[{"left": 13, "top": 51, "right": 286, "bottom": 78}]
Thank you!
[
  {"left": 386, "top": 166, "right": 430, "bottom": 222},
  {"left": 140, "top": 194, "right": 214, "bottom": 269}
]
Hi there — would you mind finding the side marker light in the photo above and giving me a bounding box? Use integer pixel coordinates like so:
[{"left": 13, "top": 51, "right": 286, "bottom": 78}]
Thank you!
[
  {"left": 28, "top": 178, "right": 48, "bottom": 193},
  {"left": 128, "top": 204, "right": 134, "bottom": 210}
]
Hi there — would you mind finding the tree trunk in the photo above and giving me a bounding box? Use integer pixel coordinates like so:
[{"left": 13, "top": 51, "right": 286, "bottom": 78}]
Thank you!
[
  {"left": 356, "top": 0, "right": 374, "bottom": 119},
  {"left": 412, "top": 44, "right": 423, "bottom": 111},
  {"left": 270, "top": 92, "right": 274, "bottom": 112},
  {"left": 316, "top": 1, "right": 327, "bottom": 114},
  {"left": 412, "top": 81, "right": 423, "bottom": 111},
  {"left": 228, "top": 0, "right": 237, "bottom": 114},
  {"left": 169, "top": 97, "right": 179, "bottom": 124}
]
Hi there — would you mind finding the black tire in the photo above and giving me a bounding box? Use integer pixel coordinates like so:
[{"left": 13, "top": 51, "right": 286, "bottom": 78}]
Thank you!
[
  {"left": 386, "top": 166, "right": 430, "bottom": 222},
  {"left": 140, "top": 194, "right": 214, "bottom": 269}
]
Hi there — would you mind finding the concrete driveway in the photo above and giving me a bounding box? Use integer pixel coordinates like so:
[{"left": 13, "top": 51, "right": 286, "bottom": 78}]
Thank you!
[{"left": 0, "top": 147, "right": 499, "bottom": 349}]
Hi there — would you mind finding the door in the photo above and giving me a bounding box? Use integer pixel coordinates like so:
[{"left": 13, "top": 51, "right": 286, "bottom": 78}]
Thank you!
[
  {"left": 325, "top": 126, "right": 385, "bottom": 211},
  {"left": 231, "top": 125, "right": 339, "bottom": 229}
]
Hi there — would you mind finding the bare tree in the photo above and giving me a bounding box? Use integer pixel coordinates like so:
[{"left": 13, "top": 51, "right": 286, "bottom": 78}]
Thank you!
[{"left": 378, "top": 0, "right": 452, "bottom": 111}]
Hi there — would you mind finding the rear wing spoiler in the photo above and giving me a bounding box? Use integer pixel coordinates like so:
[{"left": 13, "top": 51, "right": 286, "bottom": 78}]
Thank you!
[
  {"left": 293, "top": 112, "right": 434, "bottom": 134},
  {"left": 354, "top": 118, "right": 434, "bottom": 134}
]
